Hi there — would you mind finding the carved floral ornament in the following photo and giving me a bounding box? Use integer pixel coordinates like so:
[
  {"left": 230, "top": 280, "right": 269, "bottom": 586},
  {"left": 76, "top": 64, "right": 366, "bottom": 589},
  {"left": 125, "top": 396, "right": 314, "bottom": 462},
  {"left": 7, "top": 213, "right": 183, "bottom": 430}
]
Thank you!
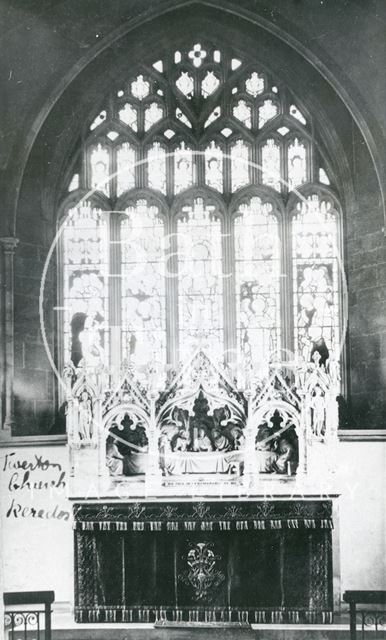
[{"left": 64, "top": 345, "right": 339, "bottom": 485}]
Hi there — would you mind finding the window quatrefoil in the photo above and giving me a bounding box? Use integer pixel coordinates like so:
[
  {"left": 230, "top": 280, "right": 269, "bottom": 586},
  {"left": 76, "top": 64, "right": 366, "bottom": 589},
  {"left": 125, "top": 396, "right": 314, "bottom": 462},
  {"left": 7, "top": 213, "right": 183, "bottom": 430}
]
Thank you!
[{"left": 188, "top": 43, "right": 207, "bottom": 68}]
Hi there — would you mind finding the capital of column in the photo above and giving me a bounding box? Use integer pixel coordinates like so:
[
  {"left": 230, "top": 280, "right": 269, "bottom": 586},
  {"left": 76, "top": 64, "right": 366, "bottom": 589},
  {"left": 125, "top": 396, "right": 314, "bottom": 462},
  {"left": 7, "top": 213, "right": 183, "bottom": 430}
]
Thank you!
[{"left": 0, "top": 237, "right": 19, "bottom": 253}]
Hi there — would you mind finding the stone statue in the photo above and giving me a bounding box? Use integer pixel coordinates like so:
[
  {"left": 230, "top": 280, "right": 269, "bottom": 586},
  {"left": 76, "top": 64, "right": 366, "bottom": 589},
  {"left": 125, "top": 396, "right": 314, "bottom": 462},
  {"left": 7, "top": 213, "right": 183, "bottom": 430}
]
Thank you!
[
  {"left": 273, "top": 435, "right": 295, "bottom": 474},
  {"left": 173, "top": 428, "right": 191, "bottom": 452},
  {"left": 212, "top": 429, "right": 231, "bottom": 452},
  {"left": 195, "top": 428, "right": 213, "bottom": 452},
  {"left": 106, "top": 436, "right": 124, "bottom": 476},
  {"left": 78, "top": 390, "right": 93, "bottom": 440},
  {"left": 230, "top": 427, "right": 245, "bottom": 450},
  {"left": 255, "top": 423, "right": 278, "bottom": 472},
  {"left": 311, "top": 386, "right": 326, "bottom": 437}
]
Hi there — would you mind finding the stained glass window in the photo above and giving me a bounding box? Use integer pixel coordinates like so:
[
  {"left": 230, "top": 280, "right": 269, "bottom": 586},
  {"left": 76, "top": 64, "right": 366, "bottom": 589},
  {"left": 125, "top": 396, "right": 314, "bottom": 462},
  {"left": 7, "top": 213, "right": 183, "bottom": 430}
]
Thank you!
[
  {"left": 288, "top": 139, "right": 307, "bottom": 189},
  {"left": 292, "top": 195, "right": 340, "bottom": 362},
  {"left": 231, "top": 140, "right": 250, "bottom": 191},
  {"left": 61, "top": 40, "right": 342, "bottom": 379},
  {"left": 261, "top": 139, "right": 281, "bottom": 191},
  {"left": 62, "top": 204, "right": 109, "bottom": 366},
  {"left": 235, "top": 197, "right": 281, "bottom": 374},
  {"left": 147, "top": 142, "right": 167, "bottom": 193},
  {"left": 205, "top": 107, "right": 221, "bottom": 128},
  {"left": 131, "top": 75, "right": 150, "bottom": 101},
  {"left": 118, "top": 104, "right": 138, "bottom": 130},
  {"left": 90, "top": 144, "right": 110, "bottom": 196},
  {"left": 245, "top": 72, "right": 264, "bottom": 97},
  {"left": 201, "top": 71, "right": 220, "bottom": 97},
  {"left": 144, "top": 102, "right": 164, "bottom": 131},
  {"left": 177, "top": 198, "right": 223, "bottom": 361},
  {"left": 259, "top": 100, "right": 279, "bottom": 128},
  {"left": 174, "top": 142, "right": 195, "bottom": 193},
  {"left": 290, "top": 104, "right": 307, "bottom": 126},
  {"left": 116, "top": 143, "right": 136, "bottom": 195},
  {"left": 121, "top": 200, "right": 166, "bottom": 366},
  {"left": 233, "top": 100, "right": 252, "bottom": 128},
  {"left": 205, "top": 141, "right": 223, "bottom": 191},
  {"left": 176, "top": 72, "right": 194, "bottom": 98}
]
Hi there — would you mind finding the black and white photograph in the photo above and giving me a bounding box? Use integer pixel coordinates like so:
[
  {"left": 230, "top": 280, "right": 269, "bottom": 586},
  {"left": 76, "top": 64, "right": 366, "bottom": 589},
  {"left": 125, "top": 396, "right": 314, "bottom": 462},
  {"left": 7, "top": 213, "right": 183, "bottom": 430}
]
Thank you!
[{"left": 0, "top": 1, "right": 385, "bottom": 639}]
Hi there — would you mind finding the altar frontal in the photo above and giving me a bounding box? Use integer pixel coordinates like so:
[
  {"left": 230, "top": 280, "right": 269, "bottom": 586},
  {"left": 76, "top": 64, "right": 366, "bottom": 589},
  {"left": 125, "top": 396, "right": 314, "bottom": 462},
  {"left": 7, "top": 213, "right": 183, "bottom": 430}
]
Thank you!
[{"left": 74, "top": 500, "right": 333, "bottom": 625}]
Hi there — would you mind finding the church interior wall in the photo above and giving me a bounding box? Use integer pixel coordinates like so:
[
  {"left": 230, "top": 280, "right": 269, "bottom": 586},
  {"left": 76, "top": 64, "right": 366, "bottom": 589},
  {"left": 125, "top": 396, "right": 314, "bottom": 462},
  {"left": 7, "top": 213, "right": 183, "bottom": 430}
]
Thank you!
[{"left": 1, "top": 440, "right": 385, "bottom": 608}]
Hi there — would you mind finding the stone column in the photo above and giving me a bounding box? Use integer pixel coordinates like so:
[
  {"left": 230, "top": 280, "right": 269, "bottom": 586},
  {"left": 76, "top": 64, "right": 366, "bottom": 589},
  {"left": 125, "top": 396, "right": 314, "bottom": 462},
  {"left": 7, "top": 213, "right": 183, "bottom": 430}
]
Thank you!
[{"left": 0, "top": 237, "right": 19, "bottom": 437}]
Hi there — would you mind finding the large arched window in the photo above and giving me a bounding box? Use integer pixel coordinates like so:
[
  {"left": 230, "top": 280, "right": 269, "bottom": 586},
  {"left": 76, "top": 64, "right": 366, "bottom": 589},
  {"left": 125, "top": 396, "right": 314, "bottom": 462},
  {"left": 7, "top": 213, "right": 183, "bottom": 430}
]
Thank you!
[{"left": 60, "top": 41, "right": 342, "bottom": 374}]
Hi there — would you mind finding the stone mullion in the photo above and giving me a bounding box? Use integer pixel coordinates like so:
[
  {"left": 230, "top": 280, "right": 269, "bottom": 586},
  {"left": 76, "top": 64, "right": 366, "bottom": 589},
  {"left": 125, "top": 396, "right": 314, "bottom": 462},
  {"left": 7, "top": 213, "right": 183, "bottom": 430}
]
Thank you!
[
  {"left": 166, "top": 214, "right": 178, "bottom": 367},
  {"left": 251, "top": 139, "right": 259, "bottom": 185},
  {"left": 223, "top": 143, "right": 232, "bottom": 197},
  {"left": 137, "top": 145, "right": 146, "bottom": 189},
  {"left": 196, "top": 144, "right": 205, "bottom": 187},
  {"left": 0, "top": 237, "right": 18, "bottom": 436},
  {"left": 281, "top": 210, "right": 293, "bottom": 360},
  {"left": 108, "top": 213, "right": 122, "bottom": 375},
  {"left": 222, "top": 212, "right": 236, "bottom": 366}
]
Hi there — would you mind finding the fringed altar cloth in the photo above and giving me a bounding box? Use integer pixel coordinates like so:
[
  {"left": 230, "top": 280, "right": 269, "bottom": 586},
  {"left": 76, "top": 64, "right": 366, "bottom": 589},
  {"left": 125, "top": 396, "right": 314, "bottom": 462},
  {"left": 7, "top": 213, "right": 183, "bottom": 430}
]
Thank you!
[{"left": 74, "top": 501, "right": 333, "bottom": 624}]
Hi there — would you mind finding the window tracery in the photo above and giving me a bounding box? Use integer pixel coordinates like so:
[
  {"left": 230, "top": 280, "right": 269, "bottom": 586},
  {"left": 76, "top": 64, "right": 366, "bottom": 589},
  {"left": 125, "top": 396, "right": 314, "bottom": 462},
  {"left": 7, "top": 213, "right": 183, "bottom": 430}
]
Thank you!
[{"left": 62, "top": 41, "right": 342, "bottom": 374}]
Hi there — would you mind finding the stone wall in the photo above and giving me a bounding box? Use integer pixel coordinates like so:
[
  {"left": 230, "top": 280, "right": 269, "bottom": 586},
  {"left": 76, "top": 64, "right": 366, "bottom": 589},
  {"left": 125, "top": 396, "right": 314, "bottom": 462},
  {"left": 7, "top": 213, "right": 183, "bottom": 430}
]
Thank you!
[{"left": 347, "top": 123, "right": 386, "bottom": 427}]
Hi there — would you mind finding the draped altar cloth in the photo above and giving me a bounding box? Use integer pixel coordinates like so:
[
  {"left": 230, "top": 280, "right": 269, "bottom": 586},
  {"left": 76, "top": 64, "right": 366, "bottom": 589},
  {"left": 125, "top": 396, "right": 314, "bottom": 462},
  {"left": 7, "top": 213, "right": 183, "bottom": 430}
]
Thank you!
[
  {"left": 74, "top": 500, "right": 333, "bottom": 625},
  {"left": 162, "top": 451, "right": 242, "bottom": 475}
]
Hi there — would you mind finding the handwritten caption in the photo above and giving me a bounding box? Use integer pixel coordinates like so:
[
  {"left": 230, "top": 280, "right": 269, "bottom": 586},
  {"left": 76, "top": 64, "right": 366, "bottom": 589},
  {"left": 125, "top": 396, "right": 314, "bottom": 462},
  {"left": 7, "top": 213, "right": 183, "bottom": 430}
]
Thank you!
[{"left": 3, "top": 452, "right": 70, "bottom": 521}]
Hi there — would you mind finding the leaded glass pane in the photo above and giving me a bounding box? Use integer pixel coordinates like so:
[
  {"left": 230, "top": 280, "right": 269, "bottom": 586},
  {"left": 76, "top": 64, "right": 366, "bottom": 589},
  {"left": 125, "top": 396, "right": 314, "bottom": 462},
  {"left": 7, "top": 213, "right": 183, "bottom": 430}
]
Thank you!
[
  {"left": 290, "top": 104, "right": 307, "bottom": 125},
  {"left": 204, "top": 107, "right": 221, "bottom": 128},
  {"left": 90, "top": 144, "right": 110, "bottom": 196},
  {"left": 106, "top": 131, "right": 119, "bottom": 142},
  {"left": 90, "top": 110, "right": 106, "bottom": 131},
  {"left": 235, "top": 197, "right": 281, "bottom": 374},
  {"left": 245, "top": 72, "right": 264, "bottom": 97},
  {"left": 68, "top": 173, "right": 79, "bottom": 192},
  {"left": 259, "top": 99, "right": 278, "bottom": 128},
  {"left": 62, "top": 204, "right": 109, "bottom": 366},
  {"left": 174, "top": 142, "right": 194, "bottom": 193},
  {"left": 147, "top": 142, "right": 167, "bottom": 193},
  {"left": 233, "top": 100, "right": 252, "bottom": 128},
  {"left": 119, "top": 103, "right": 138, "bottom": 131},
  {"left": 188, "top": 43, "right": 207, "bottom": 68},
  {"left": 262, "top": 139, "right": 281, "bottom": 191},
  {"left": 121, "top": 200, "right": 166, "bottom": 367},
  {"left": 176, "top": 108, "right": 192, "bottom": 128},
  {"left": 176, "top": 71, "right": 194, "bottom": 98},
  {"left": 116, "top": 143, "right": 136, "bottom": 195},
  {"left": 292, "top": 195, "right": 340, "bottom": 362},
  {"left": 131, "top": 75, "right": 150, "bottom": 100},
  {"left": 205, "top": 141, "right": 223, "bottom": 192},
  {"left": 177, "top": 198, "right": 223, "bottom": 361},
  {"left": 319, "top": 168, "right": 330, "bottom": 185},
  {"left": 288, "top": 138, "right": 307, "bottom": 190},
  {"left": 144, "top": 102, "right": 164, "bottom": 131},
  {"left": 230, "top": 140, "right": 250, "bottom": 191},
  {"left": 201, "top": 71, "right": 220, "bottom": 97},
  {"left": 153, "top": 60, "right": 163, "bottom": 73}
]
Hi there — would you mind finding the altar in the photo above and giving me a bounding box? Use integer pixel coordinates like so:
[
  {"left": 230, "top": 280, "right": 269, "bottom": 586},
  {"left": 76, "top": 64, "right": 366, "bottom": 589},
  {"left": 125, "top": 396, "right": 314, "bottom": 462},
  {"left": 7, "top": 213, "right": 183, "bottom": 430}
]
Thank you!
[
  {"left": 74, "top": 500, "right": 333, "bottom": 625},
  {"left": 65, "top": 348, "right": 339, "bottom": 625}
]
